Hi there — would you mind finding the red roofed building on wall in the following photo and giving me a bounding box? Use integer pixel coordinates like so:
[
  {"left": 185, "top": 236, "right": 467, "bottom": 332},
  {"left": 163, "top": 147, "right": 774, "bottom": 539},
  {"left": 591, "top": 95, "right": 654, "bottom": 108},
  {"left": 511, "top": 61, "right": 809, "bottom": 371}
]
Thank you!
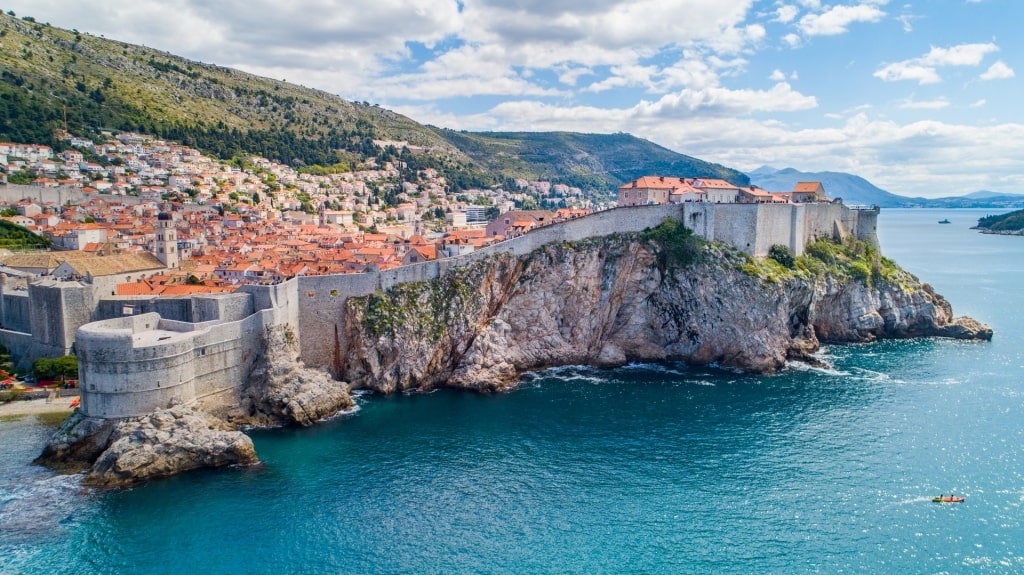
[
  {"left": 618, "top": 176, "right": 696, "bottom": 206},
  {"left": 791, "top": 181, "right": 827, "bottom": 203}
]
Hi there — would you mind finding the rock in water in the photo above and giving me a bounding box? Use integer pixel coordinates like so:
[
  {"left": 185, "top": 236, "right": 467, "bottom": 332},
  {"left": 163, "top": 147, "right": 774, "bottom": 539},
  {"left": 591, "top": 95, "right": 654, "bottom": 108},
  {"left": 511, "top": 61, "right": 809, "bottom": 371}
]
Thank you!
[{"left": 81, "top": 404, "right": 257, "bottom": 488}]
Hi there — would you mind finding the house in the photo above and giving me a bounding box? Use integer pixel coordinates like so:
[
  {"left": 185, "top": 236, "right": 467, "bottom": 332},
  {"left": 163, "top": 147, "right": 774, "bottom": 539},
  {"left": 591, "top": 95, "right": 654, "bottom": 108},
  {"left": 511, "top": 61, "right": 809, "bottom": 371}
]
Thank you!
[
  {"left": 692, "top": 179, "right": 742, "bottom": 203},
  {"left": 401, "top": 245, "right": 437, "bottom": 265},
  {"left": 618, "top": 176, "right": 688, "bottom": 206},
  {"left": 484, "top": 210, "right": 555, "bottom": 238},
  {"left": 792, "top": 182, "right": 827, "bottom": 203},
  {"left": 739, "top": 186, "right": 774, "bottom": 204}
]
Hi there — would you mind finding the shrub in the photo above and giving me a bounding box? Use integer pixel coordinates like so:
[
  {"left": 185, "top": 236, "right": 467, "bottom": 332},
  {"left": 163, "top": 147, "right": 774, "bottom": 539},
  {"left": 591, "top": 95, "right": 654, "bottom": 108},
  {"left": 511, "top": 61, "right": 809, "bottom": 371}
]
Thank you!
[
  {"left": 642, "top": 218, "right": 703, "bottom": 271},
  {"left": 768, "top": 244, "right": 795, "bottom": 268}
]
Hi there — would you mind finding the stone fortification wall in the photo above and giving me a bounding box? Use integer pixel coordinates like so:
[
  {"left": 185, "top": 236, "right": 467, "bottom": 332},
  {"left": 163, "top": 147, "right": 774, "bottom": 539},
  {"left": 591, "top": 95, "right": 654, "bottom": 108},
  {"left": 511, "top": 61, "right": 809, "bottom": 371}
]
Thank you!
[
  {"left": 681, "top": 202, "right": 878, "bottom": 258},
  {"left": 95, "top": 293, "right": 254, "bottom": 324},
  {"left": 1, "top": 290, "right": 32, "bottom": 333},
  {"left": 241, "top": 278, "right": 300, "bottom": 316},
  {"left": 0, "top": 329, "right": 32, "bottom": 362},
  {"left": 27, "top": 280, "right": 95, "bottom": 358},
  {"left": 78, "top": 313, "right": 199, "bottom": 418},
  {"left": 0, "top": 183, "right": 87, "bottom": 207},
  {"left": 77, "top": 306, "right": 281, "bottom": 419},
  {"left": 800, "top": 202, "right": 879, "bottom": 248}
]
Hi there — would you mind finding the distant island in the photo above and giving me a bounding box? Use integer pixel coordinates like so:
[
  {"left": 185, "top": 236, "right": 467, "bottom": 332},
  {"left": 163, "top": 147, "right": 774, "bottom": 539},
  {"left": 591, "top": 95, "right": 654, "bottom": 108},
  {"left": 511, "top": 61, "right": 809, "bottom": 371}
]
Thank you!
[{"left": 973, "top": 209, "right": 1024, "bottom": 235}]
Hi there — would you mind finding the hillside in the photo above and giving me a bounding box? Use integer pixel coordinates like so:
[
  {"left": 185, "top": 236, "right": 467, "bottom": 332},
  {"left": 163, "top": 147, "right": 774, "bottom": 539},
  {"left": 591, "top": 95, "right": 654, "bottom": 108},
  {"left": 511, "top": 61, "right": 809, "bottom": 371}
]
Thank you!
[
  {"left": 0, "top": 219, "right": 50, "bottom": 250},
  {"left": 434, "top": 130, "right": 749, "bottom": 191},
  {"left": 0, "top": 12, "right": 747, "bottom": 196}
]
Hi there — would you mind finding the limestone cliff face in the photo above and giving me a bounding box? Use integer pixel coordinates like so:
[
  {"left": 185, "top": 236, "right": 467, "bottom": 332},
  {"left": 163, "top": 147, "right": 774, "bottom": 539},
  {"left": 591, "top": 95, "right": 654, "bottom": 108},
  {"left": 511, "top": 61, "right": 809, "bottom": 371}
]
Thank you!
[
  {"left": 342, "top": 234, "right": 991, "bottom": 393},
  {"left": 234, "top": 325, "right": 355, "bottom": 427}
]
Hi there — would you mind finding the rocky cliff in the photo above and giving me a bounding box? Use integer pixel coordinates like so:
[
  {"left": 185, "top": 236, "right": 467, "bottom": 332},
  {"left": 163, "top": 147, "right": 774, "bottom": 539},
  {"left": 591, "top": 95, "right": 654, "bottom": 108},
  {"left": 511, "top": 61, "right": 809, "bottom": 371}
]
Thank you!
[{"left": 341, "top": 225, "right": 991, "bottom": 393}]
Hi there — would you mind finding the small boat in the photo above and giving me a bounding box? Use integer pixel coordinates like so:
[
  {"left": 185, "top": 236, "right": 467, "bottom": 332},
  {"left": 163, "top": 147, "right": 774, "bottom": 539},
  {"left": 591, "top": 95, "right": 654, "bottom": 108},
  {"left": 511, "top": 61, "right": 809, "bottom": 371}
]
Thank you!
[
  {"left": 932, "top": 495, "right": 964, "bottom": 503},
  {"left": 938, "top": 219, "right": 951, "bottom": 224}
]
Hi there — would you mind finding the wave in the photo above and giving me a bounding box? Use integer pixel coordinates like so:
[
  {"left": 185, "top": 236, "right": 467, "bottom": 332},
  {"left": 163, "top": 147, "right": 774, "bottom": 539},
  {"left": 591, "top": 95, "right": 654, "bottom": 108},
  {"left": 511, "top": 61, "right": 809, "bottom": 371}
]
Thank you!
[
  {"left": 848, "top": 367, "right": 908, "bottom": 384},
  {"left": 0, "top": 473, "right": 90, "bottom": 543},
  {"left": 785, "top": 360, "right": 851, "bottom": 377}
]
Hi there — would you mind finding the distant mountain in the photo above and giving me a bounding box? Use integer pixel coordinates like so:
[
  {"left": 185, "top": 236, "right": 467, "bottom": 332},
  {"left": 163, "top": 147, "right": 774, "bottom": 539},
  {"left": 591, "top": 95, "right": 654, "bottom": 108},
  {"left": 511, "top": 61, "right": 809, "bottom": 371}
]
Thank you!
[
  {"left": 962, "top": 190, "right": 1024, "bottom": 200},
  {"left": 749, "top": 167, "right": 1024, "bottom": 209},
  {"left": 748, "top": 167, "right": 910, "bottom": 207},
  {"left": 0, "top": 12, "right": 746, "bottom": 197}
]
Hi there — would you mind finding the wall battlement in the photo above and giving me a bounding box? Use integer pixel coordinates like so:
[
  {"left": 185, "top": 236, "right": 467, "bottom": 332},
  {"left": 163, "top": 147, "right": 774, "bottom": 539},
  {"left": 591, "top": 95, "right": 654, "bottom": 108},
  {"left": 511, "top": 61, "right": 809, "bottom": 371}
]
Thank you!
[{"left": 14, "top": 202, "right": 877, "bottom": 418}]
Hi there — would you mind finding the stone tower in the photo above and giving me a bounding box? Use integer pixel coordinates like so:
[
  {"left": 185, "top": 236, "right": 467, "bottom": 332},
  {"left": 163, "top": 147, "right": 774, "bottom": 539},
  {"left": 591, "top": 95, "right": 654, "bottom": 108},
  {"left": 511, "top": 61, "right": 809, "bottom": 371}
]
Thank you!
[{"left": 155, "top": 203, "right": 179, "bottom": 269}]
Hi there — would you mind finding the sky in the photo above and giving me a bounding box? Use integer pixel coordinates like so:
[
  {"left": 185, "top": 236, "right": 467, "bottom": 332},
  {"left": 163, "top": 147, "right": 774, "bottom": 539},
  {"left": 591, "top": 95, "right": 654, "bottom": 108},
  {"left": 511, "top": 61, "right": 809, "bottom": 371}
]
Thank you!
[{"left": 4, "top": 0, "right": 1022, "bottom": 198}]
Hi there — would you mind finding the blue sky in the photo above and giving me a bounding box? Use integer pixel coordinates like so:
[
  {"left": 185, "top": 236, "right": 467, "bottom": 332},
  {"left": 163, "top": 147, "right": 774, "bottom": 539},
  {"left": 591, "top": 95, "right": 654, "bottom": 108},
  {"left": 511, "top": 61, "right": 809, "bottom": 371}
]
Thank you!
[{"left": 6, "top": 0, "right": 1022, "bottom": 197}]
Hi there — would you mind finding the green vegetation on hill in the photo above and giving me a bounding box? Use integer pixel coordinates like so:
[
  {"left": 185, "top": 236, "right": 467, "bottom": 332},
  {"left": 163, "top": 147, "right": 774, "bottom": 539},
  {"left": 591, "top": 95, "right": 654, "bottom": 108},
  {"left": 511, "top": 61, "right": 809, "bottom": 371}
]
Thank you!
[
  {"left": 975, "top": 209, "right": 1024, "bottom": 231},
  {"left": 740, "top": 237, "right": 902, "bottom": 288},
  {"left": 0, "top": 219, "right": 50, "bottom": 250},
  {"left": 0, "top": 11, "right": 748, "bottom": 195},
  {"left": 435, "top": 130, "right": 750, "bottom": 193}
]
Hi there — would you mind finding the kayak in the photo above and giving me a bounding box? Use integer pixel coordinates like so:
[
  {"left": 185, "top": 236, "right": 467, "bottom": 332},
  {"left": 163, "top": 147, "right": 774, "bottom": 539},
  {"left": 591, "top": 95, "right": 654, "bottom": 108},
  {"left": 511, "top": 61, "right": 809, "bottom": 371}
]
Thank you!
[{"left": 932, "top": 496, "right": 964, "bottom": 503}]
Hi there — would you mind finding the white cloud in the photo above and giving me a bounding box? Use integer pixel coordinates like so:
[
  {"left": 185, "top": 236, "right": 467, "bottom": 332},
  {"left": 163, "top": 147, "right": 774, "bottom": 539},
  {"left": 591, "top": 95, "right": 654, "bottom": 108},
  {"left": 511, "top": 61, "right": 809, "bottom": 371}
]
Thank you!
[
  {"left": 898, "top": 98, "right": 951, "bottom": 110},
  {"left": 980, "top": 61, "right": 1015, "bottom": 80},
  {"left": 874, "top": 42, "right": 1000, "bottom": 84},
  {"left": 874, "top": 62, "right": 942, "bottom": 84},
  {"left": 920, "top": 43, "right": 998, "bottom": 66},
  {"left": 970, "top": 99, "right": 987, "bottom": 108},
  {"left": 798, "top": 3, "right": 887, "bottom": 36},
  {"left": 775, "top": 5, "right": 799, "bottom": 23},
  {"left": 556, "top": 66, "right": 595, "bottom": 87},
  {"left": 782, "top": 33, "right": 802, "bottom": 48},
  {"left": 770, "top": 69, "right": 787, "bottom": 82}
]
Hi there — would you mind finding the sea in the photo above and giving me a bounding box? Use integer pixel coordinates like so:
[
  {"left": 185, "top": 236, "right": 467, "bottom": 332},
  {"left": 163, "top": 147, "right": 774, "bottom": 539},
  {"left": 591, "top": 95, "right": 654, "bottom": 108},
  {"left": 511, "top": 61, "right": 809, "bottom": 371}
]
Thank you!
[{"left": 2, "top": 208, "right": 1023, "bottom": 574}]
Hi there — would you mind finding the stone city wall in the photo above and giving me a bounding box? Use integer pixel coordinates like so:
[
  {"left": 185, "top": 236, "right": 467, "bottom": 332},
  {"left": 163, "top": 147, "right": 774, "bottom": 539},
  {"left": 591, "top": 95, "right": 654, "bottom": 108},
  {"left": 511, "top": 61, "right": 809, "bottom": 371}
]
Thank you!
[
  {"left": 77, "top": 306, "right": 282, "bottom": 419},
  {"left": 0, "top": 290, "right": 32, "bottom": 333},
  {"left": 0, "top": 183, "right": 88, "bottom": 207}
]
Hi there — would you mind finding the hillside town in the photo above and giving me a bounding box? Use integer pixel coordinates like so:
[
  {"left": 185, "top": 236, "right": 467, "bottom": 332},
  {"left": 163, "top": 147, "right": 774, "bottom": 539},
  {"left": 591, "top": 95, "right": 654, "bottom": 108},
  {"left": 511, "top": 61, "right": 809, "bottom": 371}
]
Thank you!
[{"left": 0, "top": 131, "right": 827, "bottom": 296}]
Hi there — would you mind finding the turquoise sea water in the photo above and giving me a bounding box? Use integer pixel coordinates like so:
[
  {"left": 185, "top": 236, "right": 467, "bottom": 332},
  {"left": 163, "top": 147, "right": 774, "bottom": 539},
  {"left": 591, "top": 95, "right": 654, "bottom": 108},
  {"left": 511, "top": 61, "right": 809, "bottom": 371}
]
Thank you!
[{"left": 3, "top": 208, "right": 1024, "bottom": 574}]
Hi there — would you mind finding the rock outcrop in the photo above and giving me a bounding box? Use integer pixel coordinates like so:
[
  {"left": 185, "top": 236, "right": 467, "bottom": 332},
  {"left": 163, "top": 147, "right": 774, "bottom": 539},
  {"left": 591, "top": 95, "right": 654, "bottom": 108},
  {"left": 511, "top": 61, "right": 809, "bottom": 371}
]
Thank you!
[
  {"left": 342, "top": 232, "right": 991, "bottom": 392},
  {"left": 235, "top": 325, "right": 355, "bottom": 427},
  {"left": 37, "top": 325, "right": 352, "bottom": 487},
  {"left": 35, "top": 404, "right": 257, "bottom": 487}
]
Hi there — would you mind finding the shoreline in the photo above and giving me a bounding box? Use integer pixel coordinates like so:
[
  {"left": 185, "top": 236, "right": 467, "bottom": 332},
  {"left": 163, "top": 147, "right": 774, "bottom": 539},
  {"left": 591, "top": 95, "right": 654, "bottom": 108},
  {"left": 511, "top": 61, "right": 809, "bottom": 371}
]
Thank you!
[{"left": 0, "top": 396, "right": 77, "bottom": 419}]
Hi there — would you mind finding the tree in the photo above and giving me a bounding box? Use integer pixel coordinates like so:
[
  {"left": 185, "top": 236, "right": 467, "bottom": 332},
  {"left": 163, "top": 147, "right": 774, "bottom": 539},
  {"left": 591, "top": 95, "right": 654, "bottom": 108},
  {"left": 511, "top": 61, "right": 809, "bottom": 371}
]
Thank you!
[{"left": 32, "top": 355, "right": 78, "bottom": 383}]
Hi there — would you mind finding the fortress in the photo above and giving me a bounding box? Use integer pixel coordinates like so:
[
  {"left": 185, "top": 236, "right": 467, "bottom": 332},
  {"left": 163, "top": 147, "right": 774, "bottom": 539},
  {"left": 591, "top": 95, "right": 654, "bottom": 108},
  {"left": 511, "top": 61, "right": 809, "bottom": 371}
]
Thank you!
[{"left": 0, "top": 201, "right": 878, "bottom": 419}]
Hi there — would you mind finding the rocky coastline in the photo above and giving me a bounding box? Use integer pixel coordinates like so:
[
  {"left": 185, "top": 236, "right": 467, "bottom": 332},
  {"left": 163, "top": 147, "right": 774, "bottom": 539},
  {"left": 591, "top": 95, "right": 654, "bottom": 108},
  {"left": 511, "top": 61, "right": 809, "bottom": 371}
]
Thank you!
[
  {"left": 341, "top": 228, "right": 991, "bottom": 393},
  {"left": 36, "top": 227, "right": 991, "bottom": 486}
]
